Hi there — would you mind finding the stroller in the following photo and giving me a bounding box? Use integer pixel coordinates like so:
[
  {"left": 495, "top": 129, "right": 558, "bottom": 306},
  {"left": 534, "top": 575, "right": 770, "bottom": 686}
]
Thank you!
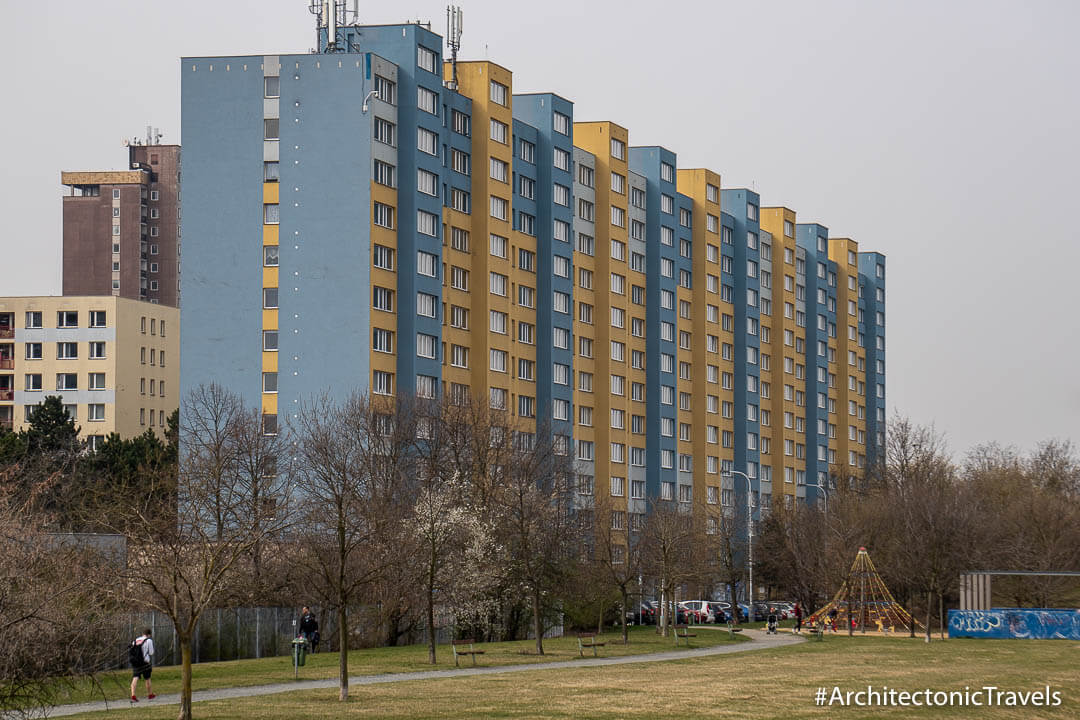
[{"left": 766, "top": 609, "right": 779, "bottom": 635}]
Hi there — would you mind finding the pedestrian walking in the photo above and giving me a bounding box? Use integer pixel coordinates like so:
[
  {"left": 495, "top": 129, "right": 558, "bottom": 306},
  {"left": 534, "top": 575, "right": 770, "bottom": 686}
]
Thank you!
[
  {"left": 128, "top": 629, "right": 155, "bottom": 702},
  {"left": 298, "top": 606, "right": 319, "bottom": 650},
  {"left": 828, "top": 607, "right": 838, "bottom": 632},
  {"left": 794, "top": 602, "right": 803, "bottom": 633}
]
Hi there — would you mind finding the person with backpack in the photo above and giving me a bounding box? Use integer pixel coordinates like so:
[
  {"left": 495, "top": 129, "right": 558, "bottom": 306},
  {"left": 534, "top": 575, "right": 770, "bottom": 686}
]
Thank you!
[
  {"left": 129, "top": 629, "right": 155, "bottom": 702},
  {"left": 298, "top": 606, "right": 319, "bottom": 651}
]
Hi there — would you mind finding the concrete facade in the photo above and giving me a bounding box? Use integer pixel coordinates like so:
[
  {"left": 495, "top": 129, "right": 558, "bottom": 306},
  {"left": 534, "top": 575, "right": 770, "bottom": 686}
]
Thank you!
[{"left": 0, "top": 296, "right": 178, "bottom": 443}]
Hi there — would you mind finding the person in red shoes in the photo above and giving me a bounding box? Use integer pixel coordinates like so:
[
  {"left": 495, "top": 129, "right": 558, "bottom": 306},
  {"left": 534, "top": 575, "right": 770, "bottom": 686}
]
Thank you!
[{"left": 129, "top": 629, "right": 156, "bottom": 702}]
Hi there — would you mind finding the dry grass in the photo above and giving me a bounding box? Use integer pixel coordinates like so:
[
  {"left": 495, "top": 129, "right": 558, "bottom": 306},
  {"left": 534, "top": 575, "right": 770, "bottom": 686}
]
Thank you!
[
  {"left": 54, "top": 624, "right": 740, "bottom": 706},
  {"left": 65, "top": 635, "right": 1078, "bottom": 719}
]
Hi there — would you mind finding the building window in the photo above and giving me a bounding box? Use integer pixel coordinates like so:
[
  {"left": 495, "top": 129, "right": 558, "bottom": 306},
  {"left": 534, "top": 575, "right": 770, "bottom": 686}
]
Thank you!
[
  {"left": 490, "top": 80, "right": 508, "bottom": 106},
  {"left": 263, "top": 118, "right": 279, "bottom": 140},
  {"left": 417, "top": 46, "right": 438, "bottom": 73},
  {"left": 374, "top": 117, "right": 396, "bottom": 146},
  {"left": 88, "top": 404, "right": 105, "bottom": 422},
  {"left": 373, "top": 370, "right": 393, "bottom": 395},
  {"left": 553, "top": 111, "right": 570, "bottom": 135},
  {"left": 263, "top": 203, "right": 280, "bottom": 224},
  {"left": 490, "top": 118, "right": 508, "bottom": 144},
  {"left": 417, "top": 127, "right": 438, "bottom": 155},
  {"left": 519, "top": 139, "right": 535, "bottom": 163},
  {"left": 374, "top": 159, "right": 396, "bottom": 188},
  {"left": 264, "top": 245, "right": 280, "bottom": 267},
  {"left": 610, "top": 138, "right": 625, "bottom": 160},
  {"left": 416, "top": 292, "right": 438, "bottom": 318},
  {"left": 89, "top": 341, "right": 106, "bottom": 359},
  {"left": 417, "top": 86, "right": 438, "bottom": 114},
  {"left": 373, "top": 202, "right": 394, "bottom": 229},
  {"left": 452, "top": 109, "right": 470, "bottom": 136}
]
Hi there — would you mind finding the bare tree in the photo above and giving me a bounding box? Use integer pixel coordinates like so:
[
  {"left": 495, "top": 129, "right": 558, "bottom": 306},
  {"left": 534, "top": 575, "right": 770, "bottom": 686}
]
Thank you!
[
  {"left": 494, "top": 423, "right": 580, "bottom": 654},
  {"left": 589, "top": 493, "right": 644, "bottom": 643},
  {"left": 292, "top": 392, "right": 411, "bottom": 700},
  {"left": 0, "top": 487, "right": 120, "bottom": 718},
  {"left": 94, "top": 384, "right": 290, "bottom": 720},
  {"left": 641, "top": 500, "right": 696, "bottom": 635}
]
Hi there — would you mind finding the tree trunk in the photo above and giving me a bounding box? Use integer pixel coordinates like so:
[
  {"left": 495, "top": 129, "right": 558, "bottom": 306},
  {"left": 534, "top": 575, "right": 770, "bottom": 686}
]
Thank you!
[
  {"left": 621, "top": 587, "right": 629, "bottom": 644},
  {"left": 338, "top": 601, "right": 349, "bottom": 701},
  {"left": 925, "top": 589, "right": 932, "bottom": 643},
  {"left": 427, "top": 582, "right": 437, "bottom": 664},
  {"left": 531, "top": 586, "right": 545, "bottom": 655},
  {"left": 177, "top": 637, "right": 193, "bottom": 720},
  {"left": 938, "top": 591, "right": 945, "bottom": 640}
]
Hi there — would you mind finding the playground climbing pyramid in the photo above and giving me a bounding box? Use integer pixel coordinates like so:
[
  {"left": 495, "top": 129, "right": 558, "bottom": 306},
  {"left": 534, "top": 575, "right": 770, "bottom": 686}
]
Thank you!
[{"left": 809, "top": 547, "right": 923, "bottom": 633}]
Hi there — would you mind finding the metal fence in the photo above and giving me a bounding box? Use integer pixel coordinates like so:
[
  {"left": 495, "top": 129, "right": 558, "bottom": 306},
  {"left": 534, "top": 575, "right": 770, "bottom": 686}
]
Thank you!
[{"left": 119, "top": 606, "right": 563, "bottom": 668}]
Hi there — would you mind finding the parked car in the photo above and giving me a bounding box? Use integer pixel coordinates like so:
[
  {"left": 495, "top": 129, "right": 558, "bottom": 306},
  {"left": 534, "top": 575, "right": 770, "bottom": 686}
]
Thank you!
[
  {"left": 680, "top": 600, "right": 714, "bottom": 624},
  {"left": 638, "top": 602, "right": 658, "bottom": 625},
  {"left": 752, "top": 602, "right": 771, "bottom": 622},
  {"left": 707, "top": 601, "right": 729, "bottom": 623}
]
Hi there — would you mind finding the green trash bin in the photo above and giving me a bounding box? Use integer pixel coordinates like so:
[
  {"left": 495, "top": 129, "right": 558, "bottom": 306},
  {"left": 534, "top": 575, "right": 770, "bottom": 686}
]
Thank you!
[{"left": 292, "top": 638, "right": 307, "bottom": 668}]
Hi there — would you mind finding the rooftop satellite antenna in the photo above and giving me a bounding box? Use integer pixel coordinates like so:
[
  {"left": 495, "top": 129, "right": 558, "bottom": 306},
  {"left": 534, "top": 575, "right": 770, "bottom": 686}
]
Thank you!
[{"left": 446, "top": 5, "right": 463, "bottom": 90}]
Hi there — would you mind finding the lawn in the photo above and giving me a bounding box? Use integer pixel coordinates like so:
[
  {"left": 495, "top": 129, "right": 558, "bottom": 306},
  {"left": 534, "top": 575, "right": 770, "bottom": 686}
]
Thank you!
[
  {"left": 63, "top": 634, "right": 1077, "bottom": 719},
  {"left": 55, "top": 624, "right": 741, "bottom": 706}
]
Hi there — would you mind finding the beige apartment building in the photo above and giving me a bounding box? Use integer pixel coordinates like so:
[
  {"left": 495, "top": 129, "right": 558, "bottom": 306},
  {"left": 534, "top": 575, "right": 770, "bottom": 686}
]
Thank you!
[{"left": 0, "top": 296, "right": 178, "bottom": 446}]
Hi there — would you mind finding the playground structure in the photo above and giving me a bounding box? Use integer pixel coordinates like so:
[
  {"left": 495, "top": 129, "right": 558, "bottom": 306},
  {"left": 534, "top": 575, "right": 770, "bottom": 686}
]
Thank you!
[{"left": 808, "top": 547, "right": 922, "bottom": 635}]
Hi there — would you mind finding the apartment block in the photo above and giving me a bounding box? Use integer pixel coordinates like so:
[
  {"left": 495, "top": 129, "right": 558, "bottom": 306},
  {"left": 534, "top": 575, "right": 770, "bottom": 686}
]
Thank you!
[
  {"left": 0, "top": 296, "right": 178, "bottom": 444},
  {"left": 62, "top": 142, "right": 181, "bottom": 307},
  {"left": 179, "top": 19, "right": 886, "bottom": 527}
]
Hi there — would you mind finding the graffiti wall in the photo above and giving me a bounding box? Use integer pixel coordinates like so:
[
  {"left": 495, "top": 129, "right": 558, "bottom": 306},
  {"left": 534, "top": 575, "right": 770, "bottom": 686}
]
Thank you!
[{"left": 948, "top": 609, "right": 1080, "bottom": 639}]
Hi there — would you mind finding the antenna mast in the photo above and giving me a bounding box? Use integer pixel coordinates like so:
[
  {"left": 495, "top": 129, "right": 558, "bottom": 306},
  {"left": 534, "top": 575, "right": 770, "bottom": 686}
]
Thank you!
[
  {"left": 446, "top": 5, "right": 463, "bottom": 90},
  {"left": 309, "top": 0, "right": 343, "bottom": 52}
]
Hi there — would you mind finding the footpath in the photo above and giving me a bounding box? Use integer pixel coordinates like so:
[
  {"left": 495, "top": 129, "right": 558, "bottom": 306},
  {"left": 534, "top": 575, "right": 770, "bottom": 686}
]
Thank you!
[{"left": 44, "top": 629, "right": 802, "bottom": 718}]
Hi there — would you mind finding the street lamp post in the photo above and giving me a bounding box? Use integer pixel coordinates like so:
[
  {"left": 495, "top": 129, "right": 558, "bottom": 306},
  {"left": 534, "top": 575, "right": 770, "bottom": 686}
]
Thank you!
[
  {"left": 802, "top": 480, "right": 829, "bottom": 516},
  {"left": 724, "top": 470, "right": 754, "bottom": 617}
]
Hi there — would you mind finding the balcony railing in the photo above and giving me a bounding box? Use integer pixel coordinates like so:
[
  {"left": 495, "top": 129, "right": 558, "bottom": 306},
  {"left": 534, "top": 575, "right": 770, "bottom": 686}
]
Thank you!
[
  {"left": 0, "top": 389, "right": 13, "bottom": 402},
  {"left": 0, "top": 418, "right": 12, "bottom": 430},
  {"left": 0, "top": 359, "right": 13, "bottom": 370},
  {"left": 0, "top": 328, "right": 13, "bottom": 339}
]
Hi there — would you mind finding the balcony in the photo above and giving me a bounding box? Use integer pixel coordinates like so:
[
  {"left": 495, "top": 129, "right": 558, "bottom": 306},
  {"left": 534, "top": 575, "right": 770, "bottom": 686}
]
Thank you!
[
  {"left": 0, "top": 389, "right": 12, "bottom": 402},
  {"left": 0, "top": 359, "right": 13, "bottom": 370},
  {"left": 0, "top": 328, "right": 12, "bottom": 339},
  {"left": 0, "top": 419, "right": 11, "bottom": 431}
]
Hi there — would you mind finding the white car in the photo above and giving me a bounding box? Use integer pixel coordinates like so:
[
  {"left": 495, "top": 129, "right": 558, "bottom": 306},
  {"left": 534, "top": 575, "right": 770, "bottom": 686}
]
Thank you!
[{"left": 679, "top": 600, "right": 714, "bottom": 624}]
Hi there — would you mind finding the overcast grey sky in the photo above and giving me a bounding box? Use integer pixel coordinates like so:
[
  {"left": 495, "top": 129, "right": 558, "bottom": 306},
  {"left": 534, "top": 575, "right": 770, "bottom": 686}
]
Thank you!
[{"left": 2, "top": 0, "right": 1077, "bottom": 456}]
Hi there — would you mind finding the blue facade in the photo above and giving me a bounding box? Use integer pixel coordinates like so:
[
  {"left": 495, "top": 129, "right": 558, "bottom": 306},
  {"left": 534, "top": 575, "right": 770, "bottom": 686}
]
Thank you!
[
  {"left": 513, "top": 94, "right": 575, "bottom": 440},
  {"left": 797, "top": 223, "right": 834, "bottom": 504},
  {"left": 722, "top": 189, "right": 763, "bottom": 512},
  {"left": 860, "top": 252, "right": 886, "bottom": 466},
  {"left": 180, "top": 56, "right": 266, "bottom": 408},
  {"left": 629, "top": 146, "right": 680, "bottom": 498}
]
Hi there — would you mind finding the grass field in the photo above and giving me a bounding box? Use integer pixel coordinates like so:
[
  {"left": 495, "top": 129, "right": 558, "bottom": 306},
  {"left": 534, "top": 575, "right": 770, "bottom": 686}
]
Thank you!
[
  {"left": 56, "top": 624, "right": 742, "bottom": 706},
  {"left": 63, "top": 632, "right": 1077, "bottom": 719}
]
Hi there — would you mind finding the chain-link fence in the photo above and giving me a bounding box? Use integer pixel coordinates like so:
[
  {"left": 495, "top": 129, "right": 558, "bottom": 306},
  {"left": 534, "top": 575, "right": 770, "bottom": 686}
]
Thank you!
[{"left": 116, "top": 606, "right": 563, "bottom": 668}]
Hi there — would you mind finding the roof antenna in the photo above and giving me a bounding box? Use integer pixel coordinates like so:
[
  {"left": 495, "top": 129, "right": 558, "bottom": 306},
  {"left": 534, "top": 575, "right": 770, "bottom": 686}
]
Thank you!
[{"left": 446, "top": 5, "right": 463, "bottom": 90}]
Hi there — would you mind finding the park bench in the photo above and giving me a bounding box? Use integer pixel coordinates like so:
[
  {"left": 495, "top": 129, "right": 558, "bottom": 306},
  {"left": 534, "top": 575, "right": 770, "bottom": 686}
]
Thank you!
[
  {"left": 451, "top": 638, "right": 484, "bottom": 667},
  {"left": 674, "top": 624, "right": 697, "bottom": 646},
  {"left": 577, "top": 632, "right": 606, "bottom": 657},
  {"left": 726, "top": 622, "right": 744, "bottom": 641}
]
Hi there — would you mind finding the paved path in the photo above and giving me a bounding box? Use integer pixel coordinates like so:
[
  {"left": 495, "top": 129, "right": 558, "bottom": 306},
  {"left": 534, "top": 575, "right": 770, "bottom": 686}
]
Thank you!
[{"left": 44, "top": 629, "right": 802, "bottom": 718}]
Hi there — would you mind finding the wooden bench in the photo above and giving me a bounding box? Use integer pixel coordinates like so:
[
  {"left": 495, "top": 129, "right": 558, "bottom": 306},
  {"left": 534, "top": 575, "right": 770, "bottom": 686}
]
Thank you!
[
  {"left": 674, "top": 624, "right": 697, "bottom": 646},
  {"left": 577, "top": 632, "right": 606, "bottom": 657},
  {"left": 451, "top": 638, "right": 484, "bottom": 667},
  {"left": 726, "top": 622, "right": 744, "bottom": 640}
]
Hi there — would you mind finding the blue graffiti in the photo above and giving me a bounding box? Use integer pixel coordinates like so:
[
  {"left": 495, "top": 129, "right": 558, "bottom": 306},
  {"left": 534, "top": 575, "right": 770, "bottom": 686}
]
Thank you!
[{"left": 948, "top": 609, "right": 1080, "bottom": 639}]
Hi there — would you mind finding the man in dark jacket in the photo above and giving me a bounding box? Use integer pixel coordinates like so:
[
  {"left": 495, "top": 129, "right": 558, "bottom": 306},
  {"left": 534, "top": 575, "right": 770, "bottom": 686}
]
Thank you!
[{"left": 299, "top": 606, "right": 319, "bottom": 650}]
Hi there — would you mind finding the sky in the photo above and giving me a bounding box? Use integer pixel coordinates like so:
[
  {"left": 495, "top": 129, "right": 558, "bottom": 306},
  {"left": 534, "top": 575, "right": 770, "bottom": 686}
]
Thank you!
[{"left": 1, "top": 0, "right": 1078, "bottom": 457}]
